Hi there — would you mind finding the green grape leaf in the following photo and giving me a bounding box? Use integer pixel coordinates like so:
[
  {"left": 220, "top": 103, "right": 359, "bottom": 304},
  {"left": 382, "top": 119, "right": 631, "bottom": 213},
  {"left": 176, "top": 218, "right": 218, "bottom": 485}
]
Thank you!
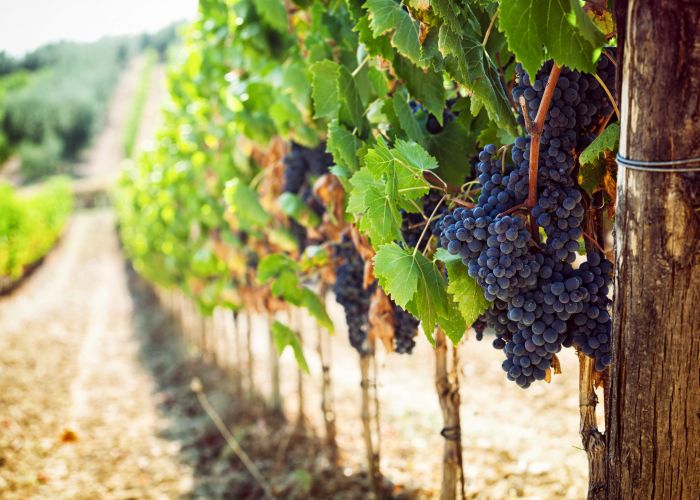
[
  {"left": 361, "top": 183, "right": 403, "bottom": 245},
  {"left": 374, "top": 243, "right": 448, "bottom": 330},
  {"left": 444, "top": 257, "right": 490, "bottom": 328},
  {"left": 300, "top": 245, "right": 330, "bottom": 272},
  {"left": 257, "top": 253, "right": 300, "bottom": 282},
  {"left": 355, "top": 16, "right": 394, "bottom": 59},
  {"left": 498, "top": 0, "right": 605, "bottom": 78},
  {"left": 438, "top": 26, "right": 518, "bottom": 136},
  {"left": 363, "top": 136, "right": 395, "bottom": 178},
  {"left": 347, "top": 168, "right": 382, "bottom": 214},
  {"left": 438, "top": 298, "right": 468, "bottom": 345},
  {"left": 268, "top": 228, "right": 300, "bottom": 253},
  {"left": 579, "top": 123, "right": 619, "bottom": 166},
  {"left": 224, "top": 179, "right": 271, "bottom": 229},
  {"left": 327, "top": 120, "right": 361, "bottom": 172},
  {"left": 278, "top": 192, "right": 322, "bottom": 228},
  {"left": 392, "top": 53, "right": 446, "bottom": 120},
  {"left": 300, "top": 288, "right": 334, "bottom": 332},
  {"left": 252, "top": 0, "right": 288, "bottom": 32},
  {"left": 393, "top": 139, "right": 438, "bottom": 171},
  {"left": 413, "top": 254, "right": 448, "bottom": 331},
  {"left": 271, "top": 269, "right": 304, "bottom": 303},
  {"left": 271, "top": 321, "right": 310, "bottom": 373},
  {"left": 310, "top": 61, "right": 341, "bottom": 120},
  {"left": 338, "top": 66, "right": 367, "bottom": 132},
  {"left": 364, "top": 0, "right": 422, "bottom": 62},
  {"left": 392, "top": 93, "right": 426, "bottom": 145},
  {"left": 426, "top": 119, "right": 476, "bottom": 186},
  {"left": 373, "top": 243, "right": 420, "bottom": 308},
  {"left": 579, "top": 123, "right": 619, "bottom": 195}
]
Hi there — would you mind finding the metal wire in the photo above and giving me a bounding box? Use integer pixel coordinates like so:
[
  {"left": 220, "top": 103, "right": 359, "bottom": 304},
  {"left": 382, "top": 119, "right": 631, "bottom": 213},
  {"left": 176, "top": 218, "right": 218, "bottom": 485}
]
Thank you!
[{"left": 616, "top": 153, "right": 700, "bottom": 173}]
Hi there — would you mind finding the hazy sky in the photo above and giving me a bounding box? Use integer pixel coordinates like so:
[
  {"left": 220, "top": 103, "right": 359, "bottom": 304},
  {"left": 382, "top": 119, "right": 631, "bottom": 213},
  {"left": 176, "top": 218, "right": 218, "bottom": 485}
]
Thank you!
[{"left": 0, "top": 0, "right": 199, "bottom": 55}]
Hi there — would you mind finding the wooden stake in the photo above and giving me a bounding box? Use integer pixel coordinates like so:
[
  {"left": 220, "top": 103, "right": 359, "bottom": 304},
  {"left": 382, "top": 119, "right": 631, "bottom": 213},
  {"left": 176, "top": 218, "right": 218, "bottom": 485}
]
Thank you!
[
  {"left": 435, "top": 328, "right": 465, "bottom": 500},
  {"left": 360, "top": 352, "right": 382, "bottom": 498}
]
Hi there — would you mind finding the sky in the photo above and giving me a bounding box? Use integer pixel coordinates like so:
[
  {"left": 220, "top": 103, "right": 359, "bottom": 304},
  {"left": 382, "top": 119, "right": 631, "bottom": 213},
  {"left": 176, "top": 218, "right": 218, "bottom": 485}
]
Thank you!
[{"left": 0, "top": 0, "right": 199, "bottom": 55}]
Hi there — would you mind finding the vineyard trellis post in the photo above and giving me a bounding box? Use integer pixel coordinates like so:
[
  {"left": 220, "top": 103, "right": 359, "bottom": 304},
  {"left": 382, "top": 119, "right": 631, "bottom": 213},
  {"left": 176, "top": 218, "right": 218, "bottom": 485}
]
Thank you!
[
  {"left": 315, "top": 283, "right": 338, "bottom": 460},
  {"left": 268, "top": 312, "right": 283, "bottom": 412},
  {"left": 434, "top": 328, "right": 465, "bottom": 500},
  {"left": 606, "top": 1, "right": 700, "bottom": 498},
  {"left": 359, "top": 348, "right": 383, "bottom": 498}
]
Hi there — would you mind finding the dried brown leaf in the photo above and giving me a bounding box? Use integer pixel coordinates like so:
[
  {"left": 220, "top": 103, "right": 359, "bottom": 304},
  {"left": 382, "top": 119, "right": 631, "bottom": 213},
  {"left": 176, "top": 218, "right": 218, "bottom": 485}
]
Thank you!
[
  {"left": 369, "top": 288, "right": 395, "bottom": 353},
  {"left": 551, "top": 354, "right": 562, "bottom": 375}
]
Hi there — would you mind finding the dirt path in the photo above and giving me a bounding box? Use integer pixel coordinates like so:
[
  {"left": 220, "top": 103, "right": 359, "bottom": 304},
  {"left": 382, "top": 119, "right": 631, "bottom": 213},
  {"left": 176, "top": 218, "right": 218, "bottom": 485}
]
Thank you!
[
  {"left": 0, "top": 211, "right": 194, "bottom": 499},
  {"left": 133, "top": 63, "right": 167, "bottom": 156},
  {"left": 76, "top": 56, "right": 145, "bottom": 182}
]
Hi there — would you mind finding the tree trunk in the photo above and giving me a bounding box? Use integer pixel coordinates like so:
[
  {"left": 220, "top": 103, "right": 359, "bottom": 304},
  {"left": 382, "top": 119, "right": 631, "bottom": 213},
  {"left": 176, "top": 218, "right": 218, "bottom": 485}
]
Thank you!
[
  {"left": 607, "top": 2, "right": 700, "bottom": 498},
  {"left": 434, "top": 328, "right": 464, "bottom": 500}
]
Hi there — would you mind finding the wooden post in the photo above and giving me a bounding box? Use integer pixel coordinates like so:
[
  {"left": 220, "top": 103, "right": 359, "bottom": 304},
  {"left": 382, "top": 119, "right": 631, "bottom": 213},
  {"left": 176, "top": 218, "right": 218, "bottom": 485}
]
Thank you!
[
  {"left": 293, "top": 309, "right": 305, "bottom": 426},
  {"left": 316, "top": 288, "right": 338, "bottom": 461},
  {"left": 268, "top": 313, "right": 282, "bottom": 412},
  {"left": 232, "top": 311, "right": 243, "bottom": 397},
  {"left": 244, "top": 311, "right": 255, "bottom": 397},
  {"left": 606, "top": 2, "right": 700, "bottom": 498},
  {"left": 435, "top": 328, "right": 464, "bottom": 500},
  {"left": 360, "top": 351, "right": 382, "bottom": 498}
]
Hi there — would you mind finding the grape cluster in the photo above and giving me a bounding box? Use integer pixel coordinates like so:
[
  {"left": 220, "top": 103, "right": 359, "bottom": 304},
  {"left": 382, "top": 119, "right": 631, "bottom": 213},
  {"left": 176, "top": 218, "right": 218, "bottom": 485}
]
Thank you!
[
  {"left": 283, "top": 142, "right": 333, "bottom": 194},
  {"left": 333, "top": 237, "right": 374, "bottom": 355},
  {"left": 282, "top": 142, "right": 333, "bottom": 249},
  {"left": 439, "top": 58, "right": 616, "bottom": 388},
  {"left": 393, "top": 304, "right": 419, "bottom": 354}
]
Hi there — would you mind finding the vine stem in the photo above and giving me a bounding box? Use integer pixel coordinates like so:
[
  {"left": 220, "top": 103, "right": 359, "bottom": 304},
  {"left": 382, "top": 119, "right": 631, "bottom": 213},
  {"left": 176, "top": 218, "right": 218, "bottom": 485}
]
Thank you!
[
  {"left": 413, "top": 194, "right": 446, "bottom": 257},
  {"left": 482, "top": 11, "right": 498, "bottom": 47},
  {"left": 580, "top": 194, "right": 607, "bottom": 499},
  {"left": 352, "top": 55, "right": 370, "bottom": 77},
  {"left": 526, "top": 63, "right": 562, "bottom": 209},
  {"left": 592, "top": 73, "right": 620, "bottom": 120}
]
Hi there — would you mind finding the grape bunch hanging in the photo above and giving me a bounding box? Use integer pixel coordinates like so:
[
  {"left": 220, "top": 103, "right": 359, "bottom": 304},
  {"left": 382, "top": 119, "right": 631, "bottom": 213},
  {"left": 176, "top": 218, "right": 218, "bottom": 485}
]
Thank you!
[
  {"left": 332, "top": 237, "right": 374, "bottom": 355},
  {"left": 439, "top": 58, "right": 616, "bottom": 388},
  {"left": 333, "top": 236, "right": 418, "bottom": 355},
  {"left": 282, "top": 142, "right": 333, "bottom": 249}
]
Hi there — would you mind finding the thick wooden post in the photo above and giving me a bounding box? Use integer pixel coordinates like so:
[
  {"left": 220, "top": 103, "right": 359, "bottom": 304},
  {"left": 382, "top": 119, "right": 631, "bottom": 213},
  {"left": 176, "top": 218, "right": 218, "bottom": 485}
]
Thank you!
[{"left": 606, "top": 2, "right": 700, "bottom": 498}]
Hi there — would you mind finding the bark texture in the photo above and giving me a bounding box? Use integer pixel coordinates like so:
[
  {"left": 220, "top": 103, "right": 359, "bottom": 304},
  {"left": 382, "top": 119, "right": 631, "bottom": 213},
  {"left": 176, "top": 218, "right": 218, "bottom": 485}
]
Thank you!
[
  {"left": 359, "top": 354, "right": 382, "bottom": 498},
  {"left": 607, "top": 2, "right": 700, "bottom": 498},
  {"left": 434, "top": 329, "right": 464, "bottom": 500}
]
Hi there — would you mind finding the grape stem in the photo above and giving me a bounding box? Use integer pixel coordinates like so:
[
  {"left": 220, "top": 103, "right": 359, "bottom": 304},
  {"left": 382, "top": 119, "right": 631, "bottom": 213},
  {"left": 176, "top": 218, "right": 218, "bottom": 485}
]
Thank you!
[
  {"left": 482, "top": 11, "right": 498, "bottom": 47},
  {"left": 582, "top": 229, "right": 607, "bottom": 254},
  {"left": 351, "top": 55, "right": 370, "bottom": 77},
  {"left": 526, "top": 63, "right": 562, "bottom": 209},
  {"left": 413, "top": 194, "right": 446, "bottom": 257},
  {"left": 593, "top": 73, "right": 620, "bottom": 120}
]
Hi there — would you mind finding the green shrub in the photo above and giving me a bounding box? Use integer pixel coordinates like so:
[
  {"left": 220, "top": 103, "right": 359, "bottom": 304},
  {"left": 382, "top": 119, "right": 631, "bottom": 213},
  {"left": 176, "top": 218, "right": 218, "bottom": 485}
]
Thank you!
[
  {"left": 18, "top": 134, "right": 64, "bottom": 182},
  {"left": 0, "top": 177, "right": 73, "bottom": 279}
]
